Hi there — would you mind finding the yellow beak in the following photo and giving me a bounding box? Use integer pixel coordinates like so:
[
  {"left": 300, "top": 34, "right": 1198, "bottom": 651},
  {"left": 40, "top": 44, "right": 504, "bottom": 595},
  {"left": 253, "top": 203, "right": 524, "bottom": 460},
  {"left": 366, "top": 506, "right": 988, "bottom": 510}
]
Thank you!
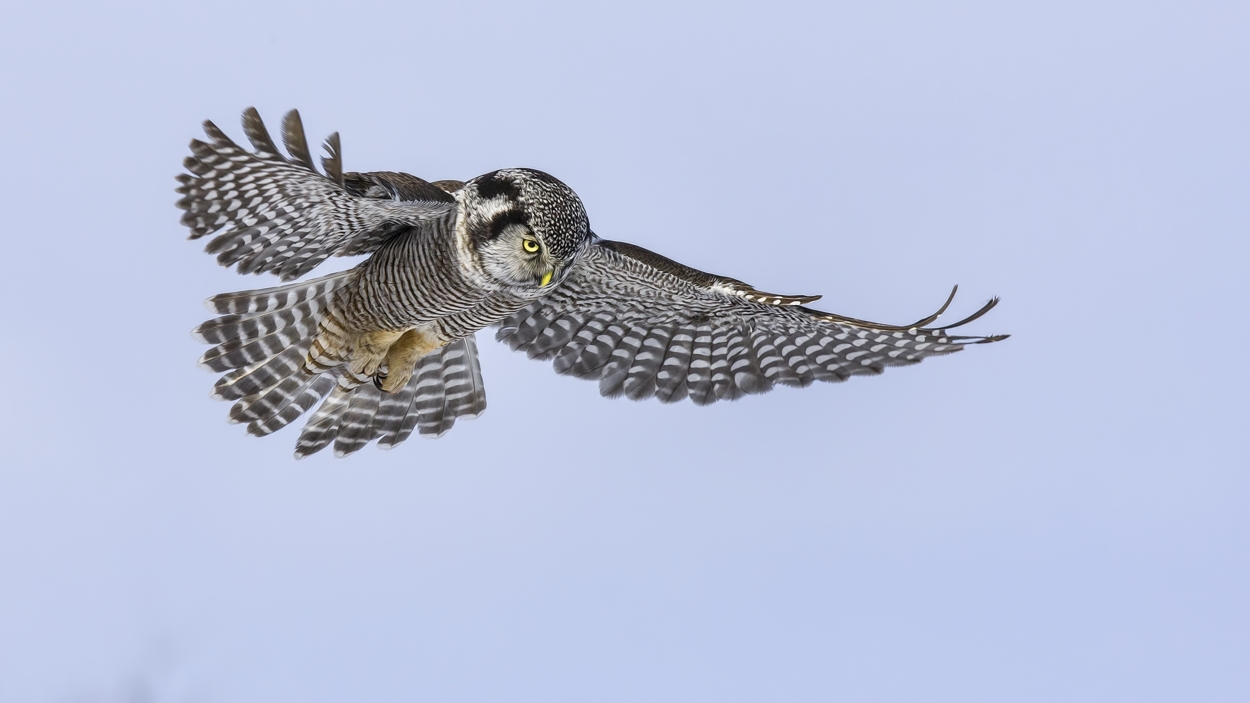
[{"left": 540, "top": 270, "right": 553, "bottom": 287}]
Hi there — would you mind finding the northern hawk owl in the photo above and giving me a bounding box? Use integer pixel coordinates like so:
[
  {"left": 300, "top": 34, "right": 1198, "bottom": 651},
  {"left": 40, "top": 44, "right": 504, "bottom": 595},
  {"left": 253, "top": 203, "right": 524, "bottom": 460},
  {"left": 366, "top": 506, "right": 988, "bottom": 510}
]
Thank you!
[{"left": 177, "top": 108, "right": 1006, "bottom": 458}]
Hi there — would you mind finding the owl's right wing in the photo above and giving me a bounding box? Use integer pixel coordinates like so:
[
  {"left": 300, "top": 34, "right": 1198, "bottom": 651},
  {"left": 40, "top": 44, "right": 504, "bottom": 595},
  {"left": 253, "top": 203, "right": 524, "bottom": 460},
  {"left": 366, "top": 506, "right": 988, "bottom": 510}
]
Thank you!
[
  {"left": 496, "top": 238, "right": 1006, "bottom": 405},
  {"left": 177, "top": 108, "right": 457, "bottom": 281}
]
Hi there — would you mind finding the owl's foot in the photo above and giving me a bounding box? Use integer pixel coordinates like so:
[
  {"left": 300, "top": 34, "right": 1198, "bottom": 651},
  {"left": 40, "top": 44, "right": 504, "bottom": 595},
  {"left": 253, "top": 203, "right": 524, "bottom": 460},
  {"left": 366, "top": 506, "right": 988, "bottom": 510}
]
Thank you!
[
  {"left": 376, "top": 329, "right": 445, "bottom": 393},
  {"left": 374, "top": 365, "right": 414, "bottom": 394},
  {"left": 348, "top": 329, "right": 406, "bottom": 378}
]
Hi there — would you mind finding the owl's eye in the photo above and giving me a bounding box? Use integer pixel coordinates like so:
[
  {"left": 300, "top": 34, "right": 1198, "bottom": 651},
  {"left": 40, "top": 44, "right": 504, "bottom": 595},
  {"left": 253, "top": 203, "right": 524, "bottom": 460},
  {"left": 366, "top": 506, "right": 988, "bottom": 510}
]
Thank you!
[{"left": 522, "top": 239, "right": 540, "bottom": 254}]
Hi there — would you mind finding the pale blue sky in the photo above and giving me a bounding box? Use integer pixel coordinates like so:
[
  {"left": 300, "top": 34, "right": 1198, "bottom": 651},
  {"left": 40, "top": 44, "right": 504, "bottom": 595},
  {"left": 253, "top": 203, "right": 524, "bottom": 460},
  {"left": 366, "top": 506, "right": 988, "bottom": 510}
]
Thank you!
[{"left": 1, "top": 1, "right": 1246, "bottom": 701}]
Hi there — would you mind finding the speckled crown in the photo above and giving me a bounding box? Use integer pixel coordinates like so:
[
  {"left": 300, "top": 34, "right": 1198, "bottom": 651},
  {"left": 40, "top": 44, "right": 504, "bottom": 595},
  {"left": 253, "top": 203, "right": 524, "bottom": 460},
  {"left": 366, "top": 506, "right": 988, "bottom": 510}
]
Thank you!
[{"left": 463, "top": 168, "right": 590, "bottom": 260}]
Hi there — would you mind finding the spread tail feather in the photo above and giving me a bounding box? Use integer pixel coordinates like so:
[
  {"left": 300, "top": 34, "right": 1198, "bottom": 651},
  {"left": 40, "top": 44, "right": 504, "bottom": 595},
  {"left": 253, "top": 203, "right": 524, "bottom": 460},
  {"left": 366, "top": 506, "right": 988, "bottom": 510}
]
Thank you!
[
  {"left": 197, "top": 273, "right": 488, "bottom": 457},
  {"left": 293, "top": 336, "right": 488, "bottom": 459},
  {"left": 196, "top": 271, "right": 355, "bottom": 439},
  {"left": 196, "top": 271, "right": 487, "bottom": 457}
]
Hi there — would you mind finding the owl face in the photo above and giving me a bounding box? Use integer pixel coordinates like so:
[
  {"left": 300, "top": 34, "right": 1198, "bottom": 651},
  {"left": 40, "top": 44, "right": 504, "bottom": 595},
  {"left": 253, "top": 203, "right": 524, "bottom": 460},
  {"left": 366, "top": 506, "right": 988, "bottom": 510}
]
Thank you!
[{"left": 462, "top": 168, "right": 591, "bottom": 293}]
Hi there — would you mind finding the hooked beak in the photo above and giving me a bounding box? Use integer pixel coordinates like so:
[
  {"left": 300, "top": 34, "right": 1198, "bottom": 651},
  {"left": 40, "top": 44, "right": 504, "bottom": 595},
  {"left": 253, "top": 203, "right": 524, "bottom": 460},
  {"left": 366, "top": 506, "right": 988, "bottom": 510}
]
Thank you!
[{"left": 540, "top": 270, "right": 554, "bottom": 287}]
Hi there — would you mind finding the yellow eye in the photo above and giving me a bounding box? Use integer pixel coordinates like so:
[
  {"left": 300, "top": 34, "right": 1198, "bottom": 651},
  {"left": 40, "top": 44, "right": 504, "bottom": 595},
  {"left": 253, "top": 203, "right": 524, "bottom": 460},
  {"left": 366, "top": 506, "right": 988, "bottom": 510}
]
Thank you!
[{"left": 522, "top": 239, "right": 540, "bottom": 253}]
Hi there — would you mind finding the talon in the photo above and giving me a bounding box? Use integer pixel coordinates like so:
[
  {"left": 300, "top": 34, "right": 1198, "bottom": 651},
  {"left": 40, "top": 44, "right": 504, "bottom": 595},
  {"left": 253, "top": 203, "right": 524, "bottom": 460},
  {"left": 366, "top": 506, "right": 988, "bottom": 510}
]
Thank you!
[{"left": 373, "top": 371, "right": 387, "bottom": 390}]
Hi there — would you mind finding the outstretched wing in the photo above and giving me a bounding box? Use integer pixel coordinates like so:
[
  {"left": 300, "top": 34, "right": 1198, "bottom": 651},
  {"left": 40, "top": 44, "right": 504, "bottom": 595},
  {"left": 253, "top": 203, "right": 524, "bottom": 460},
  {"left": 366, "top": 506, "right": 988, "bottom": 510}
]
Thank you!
[
  {"left": 176, "top": 108, "right": 457, "bottom": 280},
  {"left": 496, "top": 238, "right": 1007, "bottom": 405}
]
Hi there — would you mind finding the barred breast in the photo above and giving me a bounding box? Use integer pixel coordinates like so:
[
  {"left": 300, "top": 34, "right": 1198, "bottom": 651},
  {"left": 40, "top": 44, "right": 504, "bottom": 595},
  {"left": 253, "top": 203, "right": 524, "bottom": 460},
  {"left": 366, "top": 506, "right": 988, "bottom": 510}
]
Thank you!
[{"left": 307, "top": 214, "right": 534, "bottom": 392}]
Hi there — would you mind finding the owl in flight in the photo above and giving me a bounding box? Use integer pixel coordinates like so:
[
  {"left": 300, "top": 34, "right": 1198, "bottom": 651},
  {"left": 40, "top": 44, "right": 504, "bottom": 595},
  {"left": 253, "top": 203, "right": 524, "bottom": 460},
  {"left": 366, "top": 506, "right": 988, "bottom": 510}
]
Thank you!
[{"left": 177, "top": 109, "right": 1006, "bottom": 458}]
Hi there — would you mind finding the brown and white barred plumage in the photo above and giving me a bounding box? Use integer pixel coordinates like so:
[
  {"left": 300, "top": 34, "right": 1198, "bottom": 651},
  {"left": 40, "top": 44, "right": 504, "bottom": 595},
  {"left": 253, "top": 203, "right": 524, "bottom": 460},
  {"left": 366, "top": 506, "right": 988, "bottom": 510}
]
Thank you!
[
  {"left": 497, "top": 247, "right": 1002, "bottom": 405},
  {"left": 191, "top": 272, "right": 488, "bottom": 457},
  {"left": 178, "top": 108, "right": 1006, "bottom": 457}
]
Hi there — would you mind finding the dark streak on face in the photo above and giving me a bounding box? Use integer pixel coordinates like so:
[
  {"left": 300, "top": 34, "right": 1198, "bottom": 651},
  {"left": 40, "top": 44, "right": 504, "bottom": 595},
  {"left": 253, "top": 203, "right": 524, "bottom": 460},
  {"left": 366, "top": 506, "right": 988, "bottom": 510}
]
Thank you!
[
  {"left": 485, "top": 208, "right": 529, "bottom": 241},
  {"left": 474, "top": 171, "right": 521, "bottom": 201}
]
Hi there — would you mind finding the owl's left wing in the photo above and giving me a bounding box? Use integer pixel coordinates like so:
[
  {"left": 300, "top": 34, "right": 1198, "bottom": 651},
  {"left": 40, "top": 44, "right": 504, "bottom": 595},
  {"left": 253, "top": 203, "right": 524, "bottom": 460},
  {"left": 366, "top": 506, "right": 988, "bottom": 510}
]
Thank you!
[
  {"left": 177, "top": 108, "right": 456, "bottom": 281},
  {"left": 496, "top": 238, "right": 1006, "bottom": 405}
]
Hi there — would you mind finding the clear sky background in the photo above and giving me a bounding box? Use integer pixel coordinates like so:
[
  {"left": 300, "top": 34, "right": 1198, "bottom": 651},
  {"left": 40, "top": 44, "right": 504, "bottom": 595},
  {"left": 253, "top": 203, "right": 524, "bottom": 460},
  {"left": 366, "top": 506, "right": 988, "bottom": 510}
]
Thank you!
[{"left": 1, "top": 1, "right": 1246, "bottom": 701}]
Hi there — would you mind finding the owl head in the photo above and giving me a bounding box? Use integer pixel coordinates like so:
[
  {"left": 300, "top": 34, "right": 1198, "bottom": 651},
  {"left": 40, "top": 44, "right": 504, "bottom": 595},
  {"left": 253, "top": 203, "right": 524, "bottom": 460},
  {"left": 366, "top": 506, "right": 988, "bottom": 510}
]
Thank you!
[{"left": 460, "top": 168, "right": 591, "bottom": 293}]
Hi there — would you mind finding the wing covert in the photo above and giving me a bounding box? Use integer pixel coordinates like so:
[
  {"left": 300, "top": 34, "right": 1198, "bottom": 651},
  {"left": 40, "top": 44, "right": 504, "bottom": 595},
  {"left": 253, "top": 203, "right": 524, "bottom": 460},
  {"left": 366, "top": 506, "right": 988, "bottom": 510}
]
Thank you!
[
  {"left": 176, "top": 108, "right": 456, "bottom": 281},
  {"left": 496, "top": 239, "right": 1007, "bottom": 405}
]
